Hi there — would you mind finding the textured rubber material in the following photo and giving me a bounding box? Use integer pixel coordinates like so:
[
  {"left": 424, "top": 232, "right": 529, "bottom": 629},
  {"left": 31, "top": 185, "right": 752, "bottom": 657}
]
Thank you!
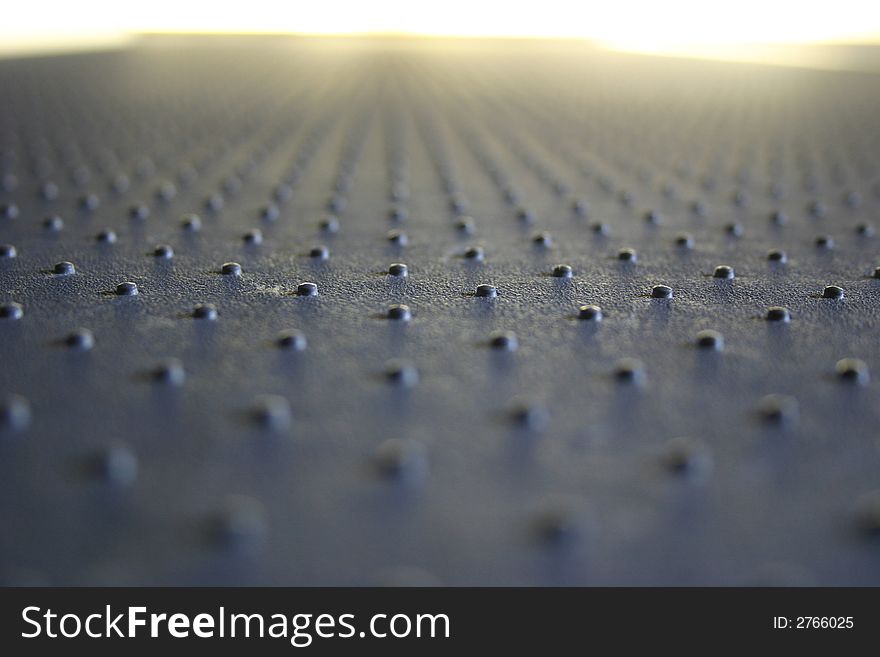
[{"left": 1, "top": 37, "right": 879, "bottom": 585}]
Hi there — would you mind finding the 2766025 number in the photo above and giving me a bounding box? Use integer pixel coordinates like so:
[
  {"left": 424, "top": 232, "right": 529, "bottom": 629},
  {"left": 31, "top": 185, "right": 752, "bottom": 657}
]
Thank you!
[{"left": 796, "top": 617, "right": 853, "bottom": 629}]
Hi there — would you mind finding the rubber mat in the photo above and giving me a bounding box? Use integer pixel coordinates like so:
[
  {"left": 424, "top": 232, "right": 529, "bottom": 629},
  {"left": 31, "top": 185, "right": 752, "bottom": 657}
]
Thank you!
[{"left": 1, "top": 37, "right": 879, "bottom": 585}]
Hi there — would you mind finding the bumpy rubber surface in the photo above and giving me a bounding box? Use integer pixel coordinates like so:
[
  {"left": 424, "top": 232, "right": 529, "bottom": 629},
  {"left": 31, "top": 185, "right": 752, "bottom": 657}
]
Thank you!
[{"left": 1, "top": 37, "right": 879, "bottom": 585}]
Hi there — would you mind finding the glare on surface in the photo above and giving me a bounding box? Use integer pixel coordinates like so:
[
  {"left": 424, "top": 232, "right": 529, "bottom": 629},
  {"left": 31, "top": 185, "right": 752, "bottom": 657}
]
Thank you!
[{"left": 2, "top": 0, "right": 879, "bottom": 61}]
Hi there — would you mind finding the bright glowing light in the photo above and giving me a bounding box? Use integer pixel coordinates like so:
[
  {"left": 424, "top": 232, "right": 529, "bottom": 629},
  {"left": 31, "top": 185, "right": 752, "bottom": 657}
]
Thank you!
[{"left": 1, "top": 0, "right": 879, "bottom": 60}]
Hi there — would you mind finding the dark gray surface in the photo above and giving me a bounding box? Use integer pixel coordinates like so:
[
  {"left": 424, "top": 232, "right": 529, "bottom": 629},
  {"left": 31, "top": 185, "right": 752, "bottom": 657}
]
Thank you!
[{"left": 1, "top": 37, "right": 879, "bottom": 585}]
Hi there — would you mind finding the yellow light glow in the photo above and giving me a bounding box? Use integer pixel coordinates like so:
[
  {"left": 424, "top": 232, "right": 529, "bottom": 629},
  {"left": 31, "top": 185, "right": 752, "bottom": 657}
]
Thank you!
[{"left": 2, "top": 0, "right": 879, "bottom": 61}]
